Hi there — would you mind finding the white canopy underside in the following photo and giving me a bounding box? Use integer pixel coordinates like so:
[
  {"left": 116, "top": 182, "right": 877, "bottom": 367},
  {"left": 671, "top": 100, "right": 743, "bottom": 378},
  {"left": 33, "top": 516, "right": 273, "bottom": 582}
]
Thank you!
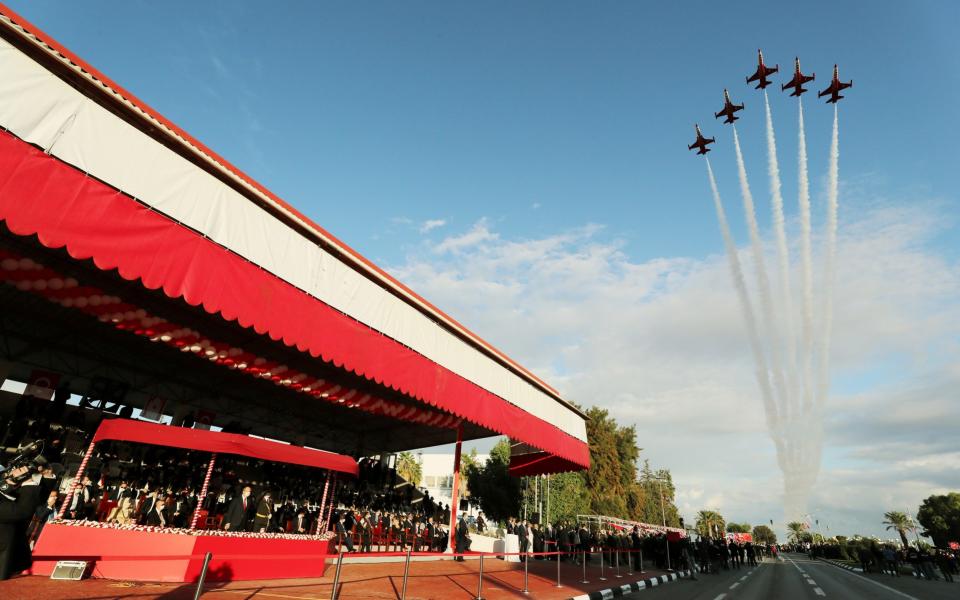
[{"left": 0, "top": 35, "right": 588, "bottom": 444}]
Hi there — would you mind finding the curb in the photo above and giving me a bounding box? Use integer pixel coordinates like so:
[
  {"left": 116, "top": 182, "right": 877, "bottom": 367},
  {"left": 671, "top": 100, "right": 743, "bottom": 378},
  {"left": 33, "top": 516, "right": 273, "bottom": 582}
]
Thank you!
[
  {"left": 819, "top": 558, "right": 863, "bottom": 573},
  {"left": 566, "top": 569, "right": 694, "bottom": 600}
]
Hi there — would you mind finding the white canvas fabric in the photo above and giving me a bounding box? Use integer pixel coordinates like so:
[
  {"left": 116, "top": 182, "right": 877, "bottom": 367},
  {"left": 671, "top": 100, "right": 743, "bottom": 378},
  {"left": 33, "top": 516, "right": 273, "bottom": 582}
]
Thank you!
[{"left": 0, "top": 35, "right": 588, "bottom": 443}]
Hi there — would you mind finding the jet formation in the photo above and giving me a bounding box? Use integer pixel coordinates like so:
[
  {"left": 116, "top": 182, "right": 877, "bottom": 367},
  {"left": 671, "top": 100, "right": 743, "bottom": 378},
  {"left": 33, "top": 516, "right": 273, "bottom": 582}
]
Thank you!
[
  {"left": 688, "top": 124, "right": 715, "bottom": 155},
  {"left": 714, "top": 89, "right": 744, "bottom": 124},
  {"left": 689, "top": 50, "right": 852, "bottom": 155}
]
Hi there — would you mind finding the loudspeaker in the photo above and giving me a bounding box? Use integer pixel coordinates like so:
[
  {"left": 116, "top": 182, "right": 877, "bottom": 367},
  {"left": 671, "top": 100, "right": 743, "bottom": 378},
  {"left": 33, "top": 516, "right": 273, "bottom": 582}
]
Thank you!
[{"left": 51, "top": 560, "right": 89, "bottom": 580}]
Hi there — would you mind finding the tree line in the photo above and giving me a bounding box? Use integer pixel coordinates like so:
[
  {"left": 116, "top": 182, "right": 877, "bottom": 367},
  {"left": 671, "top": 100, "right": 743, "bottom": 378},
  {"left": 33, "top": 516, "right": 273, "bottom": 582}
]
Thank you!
[{"left": 465, "top": 406, "right": 682, "bottom": 527}]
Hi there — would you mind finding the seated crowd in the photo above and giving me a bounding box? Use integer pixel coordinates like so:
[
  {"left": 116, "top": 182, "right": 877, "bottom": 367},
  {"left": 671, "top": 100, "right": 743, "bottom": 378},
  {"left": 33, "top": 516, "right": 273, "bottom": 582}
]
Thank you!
[{"left": 0, "top": 391, "right": 450, "bottom": 552}]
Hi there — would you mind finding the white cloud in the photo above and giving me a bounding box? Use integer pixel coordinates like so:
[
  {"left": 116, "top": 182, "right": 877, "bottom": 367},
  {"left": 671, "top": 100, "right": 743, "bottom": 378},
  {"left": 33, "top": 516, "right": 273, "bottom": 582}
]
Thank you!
[
  {"left": 432, "top": 218, "right": 498, "bottom": 254},
  {"left": 389, "top": 205, "right": 960, "bottom": 538},
  {"left": 419, "top": 219, "right": 447, "bottom": 234}
]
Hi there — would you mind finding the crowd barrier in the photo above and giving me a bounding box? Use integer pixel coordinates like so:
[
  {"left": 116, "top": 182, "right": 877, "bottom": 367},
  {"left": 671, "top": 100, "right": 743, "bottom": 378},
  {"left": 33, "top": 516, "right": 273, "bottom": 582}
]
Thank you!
[{"left": 30, "top": 543, "right": 673, "bottom": 600}]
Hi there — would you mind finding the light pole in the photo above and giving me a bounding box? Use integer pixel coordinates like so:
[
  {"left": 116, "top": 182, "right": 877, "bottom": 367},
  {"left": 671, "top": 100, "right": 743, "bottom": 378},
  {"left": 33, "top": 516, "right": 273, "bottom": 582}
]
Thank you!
[{"left": 654, "top": 476, "right": 671, "bottom": 571}]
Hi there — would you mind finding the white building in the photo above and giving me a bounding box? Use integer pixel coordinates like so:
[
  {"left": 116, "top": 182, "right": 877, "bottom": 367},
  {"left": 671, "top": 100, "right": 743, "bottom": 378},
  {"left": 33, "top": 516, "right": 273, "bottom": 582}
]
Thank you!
[{"left": 418, "top": 452, "right": 488, "bottom": 511}]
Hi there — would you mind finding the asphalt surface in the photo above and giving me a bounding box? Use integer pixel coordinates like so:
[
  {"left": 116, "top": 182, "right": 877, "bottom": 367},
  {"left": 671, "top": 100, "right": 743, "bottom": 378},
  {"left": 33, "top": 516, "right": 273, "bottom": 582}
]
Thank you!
[{"left": 623, "top": 553, "right": 959, "bottom": 599}]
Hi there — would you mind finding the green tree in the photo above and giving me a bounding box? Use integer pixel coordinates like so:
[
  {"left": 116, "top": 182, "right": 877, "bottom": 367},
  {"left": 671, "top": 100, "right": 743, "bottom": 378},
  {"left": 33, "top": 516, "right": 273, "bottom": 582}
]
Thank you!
[
  {"left": 882, "top": 511, "right": 914, "bottom": 549},
  {"left": 396, "top": 451, "right": 422, "bottom": 487},
  {"left": 696, "top": 510, "right": 726, "bottom": 539},
  {"left": 633, "top": 462, "right": 681, "bottom": 527},
  {"left": 582, "top": 407, "right": 636, "bottom": 517},
  {"left": 727, "top": 522, "right": 752, "bottom": 533},
  {"left": 542, "top": 471, "right": 590, "bottom": 524},
  {"left": 786, "top": 521, "right": 806, "bottom": 543},
  {"left": 916, "top": 493, "right": 960, "bottom": 548},
  {"left": 752, "top": 525, "right": 777, "bottom": 545},
  {"left": 466, "top": 439, "right": 521, "bottom": 523}
]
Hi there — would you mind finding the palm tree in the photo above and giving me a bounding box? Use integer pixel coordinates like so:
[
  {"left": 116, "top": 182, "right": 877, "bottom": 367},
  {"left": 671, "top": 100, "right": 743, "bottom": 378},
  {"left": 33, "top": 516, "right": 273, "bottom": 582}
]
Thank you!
[
  {"left": 786, "top": 521, "right": 806, "bottom": 543},
  {"left": 882, "top": 511, "right": 913, "bottom": 549},
  {"left": 696, "top": 510, "right": 726, "bottom": 539},
  {"left": 396, "top": 451, "right": 422, "bottom": 487}
]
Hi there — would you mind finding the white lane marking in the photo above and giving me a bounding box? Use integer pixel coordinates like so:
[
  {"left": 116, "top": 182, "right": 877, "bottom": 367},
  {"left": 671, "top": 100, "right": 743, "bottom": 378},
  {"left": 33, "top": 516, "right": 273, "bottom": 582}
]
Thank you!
[
  {"left": 814, "top": 587, "right": 826, "bottom": 596},
  {"left": 729, "top": 582, "right": 740, "bottom": 589},
  {"left": 713, "top": 595, "right": 727, "bottom": 600},
  {"left": 807, "top": 579, "right": 817, "bottom": 585},
  {"left": 818, "top": 559, "right": 921, "bottom": 600},
  {"left": 739, "top": 575, "right": 748, "bottom": 581}
]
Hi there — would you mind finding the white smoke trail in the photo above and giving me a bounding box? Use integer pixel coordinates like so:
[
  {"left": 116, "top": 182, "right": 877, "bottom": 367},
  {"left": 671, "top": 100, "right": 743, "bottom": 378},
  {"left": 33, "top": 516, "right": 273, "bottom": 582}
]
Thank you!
[
  {"left": 732, "top": 127, "right": 788, "bottom": 417},
  {"left": 764, "top": 91, "right": 797, "bottom": 420},
  {"left": 797, "top": 98, "right": 815, "bottom": 415},
  {"left": 706, "top": 159, "right": 780, "bottom": 434},
  {"left": 816, "top": 106, "right": 840, "bottom": 411}
]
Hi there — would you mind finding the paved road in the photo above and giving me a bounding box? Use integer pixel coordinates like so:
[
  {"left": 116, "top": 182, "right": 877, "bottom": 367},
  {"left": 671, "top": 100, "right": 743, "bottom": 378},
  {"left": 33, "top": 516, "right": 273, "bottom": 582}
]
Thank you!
[{"left": 625, "top": 553, "right": 959, "bottom": 599}]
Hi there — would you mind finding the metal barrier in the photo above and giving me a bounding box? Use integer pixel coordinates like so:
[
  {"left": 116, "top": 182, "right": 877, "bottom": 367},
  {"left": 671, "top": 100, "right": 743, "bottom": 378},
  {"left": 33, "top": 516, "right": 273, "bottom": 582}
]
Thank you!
[
  {"left": 35, "top": 543, "right": 684, "bottom": 599},
  {"left": 193, "top": 552, "right": 212, "bottom": 600},
  {"left": 330, "top": 549, "right": 345, "bottom": 600}
]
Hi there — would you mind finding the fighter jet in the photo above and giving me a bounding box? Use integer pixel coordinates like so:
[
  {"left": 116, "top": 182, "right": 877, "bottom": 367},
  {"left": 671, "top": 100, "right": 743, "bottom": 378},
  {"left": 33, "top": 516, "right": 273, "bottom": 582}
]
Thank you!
[
  {"left": 782, "top": 58, "right": 815, "bottom": 97},
  {"left": 714, "top": 89, "right": 744, "bottom": 124},
  {"left": 818, "top": 64, "right": 852, "bottom": 103},
  {"left": 746, "top": 49, "right": 779, "bottom": 89},
  {"left": 688, "top": 124, "right": 715, "bottom": 155}
]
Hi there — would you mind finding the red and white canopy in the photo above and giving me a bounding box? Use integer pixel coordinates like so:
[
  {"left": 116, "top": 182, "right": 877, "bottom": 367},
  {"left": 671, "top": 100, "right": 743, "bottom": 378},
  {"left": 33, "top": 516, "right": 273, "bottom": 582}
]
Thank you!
[{"left": 0, "top": 5, "right": 589, "bottom": 472}]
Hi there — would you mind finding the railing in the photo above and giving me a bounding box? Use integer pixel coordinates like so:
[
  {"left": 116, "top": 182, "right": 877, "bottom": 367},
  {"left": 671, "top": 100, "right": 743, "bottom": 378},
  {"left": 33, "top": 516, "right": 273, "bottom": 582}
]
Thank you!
[{"left": 32, "top": 545, "right": 691, "bottom": 600}]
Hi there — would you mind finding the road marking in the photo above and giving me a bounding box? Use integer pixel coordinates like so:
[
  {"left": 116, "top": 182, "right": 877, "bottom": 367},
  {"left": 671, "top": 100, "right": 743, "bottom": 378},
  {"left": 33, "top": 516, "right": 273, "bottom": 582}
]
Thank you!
[
  {"left": 739, "top": 575, "right": 748, "bottom": 581},
  {"left": 819, "top": 558, "right": 921, "bottom": 600},
  {"left": 814, "top": 587, "right": 826, "bottom": 596},
  {"left": 713, "top": 595, "right": 727, "bottom": 600},
  {"left": 807, "top": 579, "right": 817, "bottom": 585},
  {"left": 729, "top": 582, "right": 740, "bottom": 589}
]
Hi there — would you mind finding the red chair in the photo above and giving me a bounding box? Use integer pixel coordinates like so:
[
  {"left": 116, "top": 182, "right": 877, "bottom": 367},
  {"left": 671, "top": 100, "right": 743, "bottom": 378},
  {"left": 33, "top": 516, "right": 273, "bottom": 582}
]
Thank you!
[
  {"left": 97, "top": 499, "right": 117, "bottom": 521},
  {"left": 193, "top": 509, "right": 209, "bottom": 530},
  {"left": 206, "top": 514, "right": 224, "bottom": 530}
]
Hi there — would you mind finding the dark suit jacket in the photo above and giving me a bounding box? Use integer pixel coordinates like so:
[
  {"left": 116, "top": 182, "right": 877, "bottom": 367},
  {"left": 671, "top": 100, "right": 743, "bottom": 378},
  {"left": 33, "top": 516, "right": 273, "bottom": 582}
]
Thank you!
[
  {"left": 0, "top": 485, "right": 42, "bottom": 580},
  {"left": 222, "top": 495, "right": 252, "bottom": 531}
]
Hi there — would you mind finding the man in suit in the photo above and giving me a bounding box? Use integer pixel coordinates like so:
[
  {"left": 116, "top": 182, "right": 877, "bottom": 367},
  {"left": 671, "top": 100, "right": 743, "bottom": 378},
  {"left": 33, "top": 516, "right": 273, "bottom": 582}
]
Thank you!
[
  {"left": 518, "top": 519, "right": 530, "bottom": 562},
  {"left": 334, "top": 514, "right": 354, "bottom": 552},
  {"left": 0, "top": 467, "right": 42, "bottom": 580},
  {"left": 425, "top": 517, "right": 439, "bottom": 552},
  {"left": 144, "top": 495, "right": 172, "bottom": 527},
  {"left": 293, "top": 507, "right": 313, "bottom": 535},
  {"left": 222, "top": 485, "right": 253, "bottom": 531},
  {"left": 454, "top": 514, "right": 470, "bottom": 561}
]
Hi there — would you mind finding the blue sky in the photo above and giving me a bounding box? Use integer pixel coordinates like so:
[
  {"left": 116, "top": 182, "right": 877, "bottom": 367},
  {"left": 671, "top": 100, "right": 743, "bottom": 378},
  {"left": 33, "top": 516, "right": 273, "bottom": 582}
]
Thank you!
[
  {"left": 7, "top": 1, "right": 960, "bottom": 536},
  {"left": 9, "top": 0, "right": 960, "bottom": 262}
]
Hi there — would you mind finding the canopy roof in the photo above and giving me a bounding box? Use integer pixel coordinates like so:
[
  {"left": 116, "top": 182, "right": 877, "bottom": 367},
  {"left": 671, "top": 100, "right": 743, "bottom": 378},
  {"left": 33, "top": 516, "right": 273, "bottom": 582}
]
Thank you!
[
  {"left": 0, "top": 4, "right": 590, "bottom": 473},
  {"left": 93, "top": 418, "right": 359, "bottom": 476}
]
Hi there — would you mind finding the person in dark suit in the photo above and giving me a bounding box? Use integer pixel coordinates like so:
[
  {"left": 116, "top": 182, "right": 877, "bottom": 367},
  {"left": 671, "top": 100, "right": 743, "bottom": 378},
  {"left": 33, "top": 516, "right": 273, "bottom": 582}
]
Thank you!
[
  {"left": 334, "top": 514, "right": 354, "bottom": 552},
  {"left": 222, "top": 485, "right": 253, "bottom": 531},
  {"left": 0, "top": 467, "right": 42, "bottom": 580},
  {"left": 402, "top": 513, "right": 414, "bottom": 549},
  {"left": 292, "top": 507, "right": 313, "bottom": 535},
  {"left": 144, "top": 495, "right": 172, "bottom": 527},
  {"left": 518, "top": 519, "right": 530, "bottom": 561},
  {"left": 358, "top": 514, "right": 373, "bottom": 553},
  {"left": 425, "top": 517, "right": 439, "bottom": 551},
  {"left": 454, "top": 515, "right": 470, "bottom": 561}
]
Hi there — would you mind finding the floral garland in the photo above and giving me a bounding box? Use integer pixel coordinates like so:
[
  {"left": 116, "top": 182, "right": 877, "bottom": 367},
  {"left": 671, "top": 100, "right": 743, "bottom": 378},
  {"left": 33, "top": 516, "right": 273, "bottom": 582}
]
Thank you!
[{"left": 51, "top": 519, "right": 334, "bottom": 541}]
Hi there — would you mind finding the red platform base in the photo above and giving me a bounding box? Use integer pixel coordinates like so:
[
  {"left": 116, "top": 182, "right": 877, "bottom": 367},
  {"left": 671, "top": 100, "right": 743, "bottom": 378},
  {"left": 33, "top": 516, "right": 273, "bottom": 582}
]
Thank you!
[{"left": 30, "top": 523, "right": 330, "bottom": 582}]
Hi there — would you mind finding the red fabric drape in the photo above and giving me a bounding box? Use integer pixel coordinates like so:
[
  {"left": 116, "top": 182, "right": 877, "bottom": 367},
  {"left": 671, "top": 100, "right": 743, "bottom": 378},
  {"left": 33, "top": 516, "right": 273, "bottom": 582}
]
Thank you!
[
  {"left": 0, "top": 130, "right": 589, "bottom": 471},
  {"left": 93, "top": 419, "right": 358, "bottom": 475}
]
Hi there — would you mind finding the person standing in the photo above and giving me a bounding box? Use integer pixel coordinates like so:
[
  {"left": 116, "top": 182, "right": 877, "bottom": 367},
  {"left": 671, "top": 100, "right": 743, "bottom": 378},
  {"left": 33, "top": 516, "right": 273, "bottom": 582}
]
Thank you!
[
  {"left": 476, "top": 512, "right": 486, "bottom": 534},
  {"left": 518, "top": 519, "right": 530, "bottom": 562},
  {"left": 252, "top": 491, "right": 274, "bottom": 533},
  {"left": 454, "top": 514, "right": 470, "bottom": 561},
  {"left": 335, "top": 514, "right": 355, "bottom": 553},
  {"left": 222, "top": 485, "right": 253, "bottom": 531},
  {"left": 0, "top": 467, "right": 42, "bottom": 580}
]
